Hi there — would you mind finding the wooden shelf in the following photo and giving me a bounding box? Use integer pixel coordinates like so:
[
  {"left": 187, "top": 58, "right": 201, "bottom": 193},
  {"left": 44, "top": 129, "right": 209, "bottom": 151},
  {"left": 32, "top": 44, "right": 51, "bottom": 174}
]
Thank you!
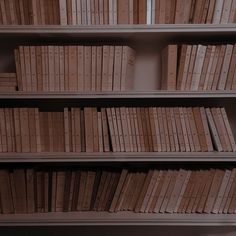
[
  {"left": 0, "top": 24, "right": 235, "bottom": 33},
  {"left": 0, "top": 212, "right": 235, "bottom": 226},
  {"left": 0, "top": 152, "right": 235, "bottom": 162},
  {"left": 1, "top": 91, "right": 236, "bottom": 99},
  {"left": 0, "top": 24, "right": 235, "bottom": 43}
]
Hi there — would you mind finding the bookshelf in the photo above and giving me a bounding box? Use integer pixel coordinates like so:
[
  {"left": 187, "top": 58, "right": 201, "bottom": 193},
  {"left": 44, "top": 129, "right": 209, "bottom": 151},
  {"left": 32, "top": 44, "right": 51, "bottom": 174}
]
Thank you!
[{"left": 1, "top": 4, "right": 236, "bottom": 235}]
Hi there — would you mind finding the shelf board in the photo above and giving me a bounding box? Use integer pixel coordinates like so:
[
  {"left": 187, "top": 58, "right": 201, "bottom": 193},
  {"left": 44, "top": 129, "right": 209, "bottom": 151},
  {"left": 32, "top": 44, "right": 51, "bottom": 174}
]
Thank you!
[
  {"left": 0, "top": 24, "right": 235, "bottom": 34},
  {"left": 0, "top": 152, "right": 235, "bottom": 162},
  {"left": 1, "top": 91, "right": 236, "bottom": 99},
  {"left": 0, "top": 212, "right": 235, "bottom": 226},
  {"left": 0, "top": 24, "right": 235, "bottom": 42}
]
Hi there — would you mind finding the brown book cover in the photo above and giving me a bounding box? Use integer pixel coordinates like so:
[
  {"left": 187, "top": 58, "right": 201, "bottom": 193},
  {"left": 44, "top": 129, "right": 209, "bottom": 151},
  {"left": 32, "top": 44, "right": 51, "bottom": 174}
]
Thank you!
[
  {"left": 211, "top": 108, "right": 228, "bottom": 151},
  {"left": 82, "top": 171, "right": 96, "bottom": 210},
  {"left": 76, "top": 171, "right": 87, "bottom": 211},
  {"left": 206, "top": 0, "right": 216, "bottom": 23},
  {"left": 117, "top": 0, "right": 129, "bottom": 24},
  {"left": 229, "top": 0, "right": 236, "bottom": 23},
  {"left": 190, "top": 45, "right": 207, "bottom": 90},
  {"left": 221, "top": 108, "right": 236, "bottom": 151},
  {"left": 218, "top": 44, "right": 234, "bottom": 90},
  {"left": 59, "top": 46, "right": 65, "bottom": 91},
  {"left": 185, "top": 45, "right": 197, "bottom": 90},
  {"left": 53, "top": 46, "right": 60, "bottom": 91},
  {"left": 77, "top": 46, "right": 84, "bottom": 91},
  {"left": 14, "top": 49, "right": 23, "bottom": 91},
  {"left": 211, "top": 45, "right": 226, "bottom": 90},
  {"left": 113, "top": 46, "right": 123, "bottom": 91},
  {"left": 127, "top": 107, "right": 134, "bottom": 152},
  {"left": 76, "top": 0, "right": 82, "bottom": 25},
  {"left": 212, "top": 170, "right": 231, "bottom": 213},
  {"left": 198, "top": 45, "right": 212, "bottom": 90},
  {"left": 166, "top": 169, "right": 188, "bottom": 213},
  {"left": 92, "top": 108, "right": 99, "bottom": 152},
  {"left": 109, "top": 169, "right": 128, "bottom": 212},
  {"left": 107, "top": 46, "right": 115, "bottom": 91},
  {"left": 153, "top": 170, "right": 172, "bottom": 213},
  {"left": 106, "top": 108, "right": 117, "bottom": 151},
  {"left": 183, "top": 107, "right": 195, "bottom": 151},
  {"left": 93, "top": 171, "right": 109, "bottom": 210},
  {"left": 68, "top": 46, "right": 77, "bottom": 91},
  {"left": 200, "top": 107, "right": 214, "bottom": 151},
  {"left": 13, "top": 108, "right": 21, "bottom": 152},
  {"left": 149, "top": 107, "right": 158, "bottom": 152},
  {"left": 116, "top": 108, "right": 125, "bottom": 152},
  {"left": 133, "top": 107, "right": 142, "bottom": 152},
  {"left": 26, "top": 169, "right": 35, "bottom": 213},
  {"left": 0, "top": 170, "right": 14, "bottom": 213},
  {"left": 13, "top": 169, "right": 27, "bottom": 213},
  {"left": 193, "top": 107, "right": 208, "bottom": 152},
  {"left": 19, "top": 108, "right": 30, "bottom": 152},
  {"left": 160, "top": 170, "right": 178, "bottom": 213},
  {"left": 91, "top": 46, "right": 96, "bottom": 91},
  {"left": 48, "top": 45, "right": 55, "bottom": 91},
  {"left": 101, "top": 46, "right": 109, "bottom": 91},
  {"left": 96, "top": 46, "right": 102, "bottom": 91},
  {"left": 129, "top": 107, "right": 138, "bottom": 152},
  {"left": 138, "top": 0, "right": 146, "bottom": 24},
  {"left": 84, "top": 46, "right": 92, "bottom": 91},
  {"left": 205, "top": 108, "right": 223, "bottom": 151},
  {"left": 101, "top": 108, "right": 110, "bottom": 152},
  {"left": 222, "top": 168, "right": 236, "bottom": 213},
  {"left": 97, "top": 111, "right": 104, "bottom": 152},
  {"left": 84, "top": 107, "right": 94, "bottom": 152},
  {"left": 179, "top": 107, "right": 190, "bottom": 151},
  {"left": 226, "top": 44, "right": 236, "bottom": 90},
  {"left": 28, "top": 108, "right": 37, "bottom": 152},
  {"left": 111, "top": 107, "right": 121, "bottom": 151},
  {"left": 204, "top": 169, "right": 225, "bottom": 213},
  {"left": 196, "top": 169, "right": 215, "bottom": 213},
  {"left": 97, "top": 0, "right": 103, "bottom": 24},
  {"left": 103, "top": 0, "right": 109, "bottom": 24},
  {"left": 161, "top": 45, "right": 177, "bottom": 90}
]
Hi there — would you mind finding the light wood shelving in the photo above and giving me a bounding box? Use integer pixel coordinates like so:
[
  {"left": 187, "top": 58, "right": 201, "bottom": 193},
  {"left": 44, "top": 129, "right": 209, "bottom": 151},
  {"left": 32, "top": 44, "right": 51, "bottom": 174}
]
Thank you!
[
  {"left": 0, "top": 152, "right": 235, "bottom": 163},
  {"left": 0, "top": 212, "right": 235, "bottom": 226},
  {"left": 1, "top": 23, "right": 236, "bottom": 228}
]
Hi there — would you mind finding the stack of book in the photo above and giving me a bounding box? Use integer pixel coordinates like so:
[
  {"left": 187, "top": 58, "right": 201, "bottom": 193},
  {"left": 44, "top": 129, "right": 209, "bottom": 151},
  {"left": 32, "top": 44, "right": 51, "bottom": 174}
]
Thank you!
[
  {"left": 161, "top": 44, "right": 236, "bottom": 90},
  {"left": 14, "top": 45, "right": 135, "bottom": 92},
  {"left": 0, "top": 166, "right": 236, "bottom": 214},
  {"left": 0, "top": 73, "right": 17, "bottom": 91},
  {"left": 0, "top": 0, "right": 60, "bottom": 25},
  {"left": 0, "top": 106, "right": 235, "bottom": 153},
  {"left": 1, "top": 0, "right": 235, "bottom": 25}
]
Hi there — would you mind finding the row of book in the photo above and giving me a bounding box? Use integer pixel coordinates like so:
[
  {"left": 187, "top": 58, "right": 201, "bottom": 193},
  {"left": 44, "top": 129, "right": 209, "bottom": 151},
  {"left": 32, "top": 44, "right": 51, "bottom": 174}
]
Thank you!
[
  {"left": 162, "top": 44, "right": 236, "bottom": 91},
  {"left": 0, "top": 0, "right": 60, "bottom": 25},
  {"left": 1, "top": 0, "right": 235, "bottom": 25},
  {"left": 144, "top": 0, "right": 236, "bottom": 24},
  {"left": 14, "top": 45, "right": 135, "bottom": 92},
  {"left": 0, "top": 73, "right": 17, "bottom": 92},
  {"left": 0, "top": 107, "right": 235, "bottom": 153},
  {"left": 0, "top": 167, "right": 236, "bottom": 214}
]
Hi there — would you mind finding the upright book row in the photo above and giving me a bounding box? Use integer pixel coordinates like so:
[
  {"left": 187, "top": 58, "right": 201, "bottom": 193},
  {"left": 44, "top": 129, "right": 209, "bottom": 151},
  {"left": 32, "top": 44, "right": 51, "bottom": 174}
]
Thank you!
[
  {"left": 1, "top": 0, "right": 235, "bottom": 25},
  {"left": 14, "top": 45, "right": 135, "bottom": 92},
  {"left": 162, "top": 44, "right": 236, "bottom": 91},
  {"left": 0, "top": 167, "right": 236, "bottom": 214},
  {"left": 0, "top": 106, "right": 235, "bottom": 153}
]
